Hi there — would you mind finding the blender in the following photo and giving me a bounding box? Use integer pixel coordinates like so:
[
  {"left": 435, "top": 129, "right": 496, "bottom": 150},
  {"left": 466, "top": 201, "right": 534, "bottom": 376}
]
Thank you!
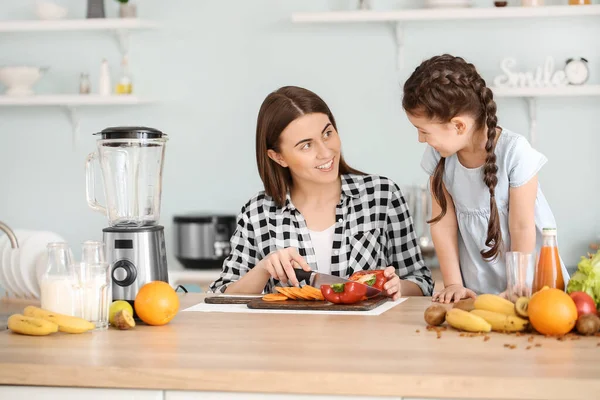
[{"left": 85, "top": 126, "right": 169, "bottom": 304}]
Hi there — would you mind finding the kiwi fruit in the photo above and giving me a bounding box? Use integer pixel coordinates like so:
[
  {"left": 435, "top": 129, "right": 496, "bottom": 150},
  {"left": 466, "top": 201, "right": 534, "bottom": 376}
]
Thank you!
[
  {"left": 576, "top": 314, "right": 600, "bottom": 336},
  {"left": 113, "top": 309, "right": 136, "bottom": 330},
  {"left": 515, "top": 297, "right": 530, "bottom": 319},
  {"left": 424, "top": 304, "right": 447, "bottom": 326},
  {"left": 453, "top": 298, "right": 475, "bottom": 312}
]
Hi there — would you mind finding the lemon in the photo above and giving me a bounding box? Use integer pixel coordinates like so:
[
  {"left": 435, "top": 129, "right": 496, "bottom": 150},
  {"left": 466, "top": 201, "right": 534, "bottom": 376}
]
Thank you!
[{"left": 109, "top": 301, "right": 134, "bottom": 327}]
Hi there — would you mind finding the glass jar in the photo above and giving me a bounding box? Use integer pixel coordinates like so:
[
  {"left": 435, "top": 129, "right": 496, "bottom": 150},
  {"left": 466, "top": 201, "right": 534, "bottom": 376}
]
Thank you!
[{"left": 532, "top": 228, "right": 565, "bottom": 293}]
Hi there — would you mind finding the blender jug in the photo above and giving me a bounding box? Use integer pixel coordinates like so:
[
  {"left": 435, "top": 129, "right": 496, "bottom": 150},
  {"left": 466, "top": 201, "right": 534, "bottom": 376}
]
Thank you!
[{"left": 86, "top": 127, "right": 168, "bottom": 227}]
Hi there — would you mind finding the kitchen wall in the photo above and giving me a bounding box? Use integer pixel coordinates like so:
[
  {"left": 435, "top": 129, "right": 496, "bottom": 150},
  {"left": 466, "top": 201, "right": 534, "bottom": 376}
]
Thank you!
[{"left": 0, "top": 0, "right": 598, "bottom": 289}]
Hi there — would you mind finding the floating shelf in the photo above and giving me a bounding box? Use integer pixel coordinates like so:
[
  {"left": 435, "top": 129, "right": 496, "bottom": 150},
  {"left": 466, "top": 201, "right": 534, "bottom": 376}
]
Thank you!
[
  {"left": 0, "top": 95, "right": 155, "bottom": 145},
  {"left": 292, "top": 5, "right": 600, "bottom": 23},
  {"left": 491, "top": 85, "right": 600, "bottom": 145},
  {"left": 0, "top": 18, "right": 159, "bottom": 32},
  {"left": 0, "top": 95, "right": 154, "bottom": 106},
  {"left": 0, "top": 18, "right": 159, "bottom": 55},
  {"left": 292, "top": 5, "right": 600, "bottom": 71},
  {"left": 492, "top": 85, "right": 600, "bottom": 98}
]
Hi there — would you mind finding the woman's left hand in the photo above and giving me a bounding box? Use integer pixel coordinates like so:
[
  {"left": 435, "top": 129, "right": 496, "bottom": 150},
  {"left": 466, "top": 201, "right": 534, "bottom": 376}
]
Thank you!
[{"left": 383, "top": 266, "right": 401, "bottom": 300}]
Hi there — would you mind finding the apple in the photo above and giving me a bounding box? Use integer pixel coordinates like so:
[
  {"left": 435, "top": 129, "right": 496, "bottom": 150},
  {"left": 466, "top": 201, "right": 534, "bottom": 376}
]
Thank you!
[{"left": 569, "top": 291, "right": 597, "bottom": 318}]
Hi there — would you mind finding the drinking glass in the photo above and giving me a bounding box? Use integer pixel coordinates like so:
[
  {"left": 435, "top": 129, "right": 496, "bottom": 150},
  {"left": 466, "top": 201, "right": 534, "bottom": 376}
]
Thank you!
[
  {"left": 73, "top": 261, "right": 111, "bottom": 330},
  {"left": 505, "top": 251, "right": 536, "bottom": 302}
]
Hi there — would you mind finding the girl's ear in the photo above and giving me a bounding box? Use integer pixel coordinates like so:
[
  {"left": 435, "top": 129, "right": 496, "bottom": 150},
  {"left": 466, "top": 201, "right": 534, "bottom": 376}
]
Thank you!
[
  {"left": 267, "top": 149, "right": 288, "bottom": 168},
  {"left": 450, "top": 116, "right": 469, "bottom": 135}
]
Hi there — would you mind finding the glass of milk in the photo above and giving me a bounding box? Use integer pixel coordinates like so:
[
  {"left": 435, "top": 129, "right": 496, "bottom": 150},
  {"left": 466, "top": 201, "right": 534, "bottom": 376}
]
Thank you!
[{"left": 73, "top": 261, "right": 111, "bottom": 330}]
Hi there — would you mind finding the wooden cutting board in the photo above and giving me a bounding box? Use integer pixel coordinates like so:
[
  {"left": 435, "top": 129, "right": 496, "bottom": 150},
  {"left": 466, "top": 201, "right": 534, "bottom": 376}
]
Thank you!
[
  {"left": 247, "top": 296, "right": 389, "bottom": 311},
  {"left": 204, "top": 295, "right": 263, "bottom": 305}
]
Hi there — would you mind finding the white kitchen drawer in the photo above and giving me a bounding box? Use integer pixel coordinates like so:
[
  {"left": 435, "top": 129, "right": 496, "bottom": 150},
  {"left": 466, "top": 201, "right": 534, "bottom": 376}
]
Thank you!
[
  {"left": 166, "top": 391, "right": 401, "bottom": 400},
  {"left": 0, "top": 386, "right": 163, "bottom": 399}
]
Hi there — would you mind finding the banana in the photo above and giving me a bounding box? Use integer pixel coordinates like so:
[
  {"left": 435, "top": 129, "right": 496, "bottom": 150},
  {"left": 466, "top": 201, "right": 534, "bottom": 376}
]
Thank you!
[
  {"left": 445, "top": 308, "right": 492, "bottom": 333},
  {"left": 470, "top": 309, "right": 529, "bottom": 333},
  {"left": 474, "top": 294, "right": 517, "bottom": 316},
  {"left": 23, "top": 306, "right": 95, "bottom": 334},
  {"left": 7, "top": 314, "right": 59, "bottom": 336}
]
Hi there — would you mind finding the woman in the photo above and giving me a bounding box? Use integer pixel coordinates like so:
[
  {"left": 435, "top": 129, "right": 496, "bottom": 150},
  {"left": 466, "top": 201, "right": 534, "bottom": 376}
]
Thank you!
[{"left": 208, "top": 86, "right": 433, "bottom": 299}]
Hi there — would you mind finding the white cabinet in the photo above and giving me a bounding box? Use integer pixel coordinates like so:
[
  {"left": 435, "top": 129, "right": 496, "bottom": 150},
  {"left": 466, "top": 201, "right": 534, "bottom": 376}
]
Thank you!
[
  {"left": 0, "top": 386, "right": 163, "bottom": 399},
  {"left": 166, "top": 392, "right": 401, "bottom": 400}
]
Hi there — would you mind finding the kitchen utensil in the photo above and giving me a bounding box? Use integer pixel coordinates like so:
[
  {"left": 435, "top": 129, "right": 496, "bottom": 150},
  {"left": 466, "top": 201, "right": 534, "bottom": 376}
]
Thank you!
[
  {"left": 293, "top": 269, "right": 381, "bottom": 298},
  {"left": 173, "top": 214, "right": 236, "bottom": 269},
  {"left": 85, "top": 127, "right": 170, "bottom": 304},
  {"left": 247, "top": 296, "right": 388, "bottom": 311},
  {"left": 86, "top": 127, "right": 168, "bottom": 228},
  {"left": 505, "top": 251, "right": 535, "bottom": 302},
  {"left": 0, "top": 66, "right": 48, "bottom": 96}
]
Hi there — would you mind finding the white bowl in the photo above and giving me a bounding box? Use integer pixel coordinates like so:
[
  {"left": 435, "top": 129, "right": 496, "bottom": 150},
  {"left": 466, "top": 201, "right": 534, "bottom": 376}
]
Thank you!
[
  {"left": 35, "top": 1, "right": 68, "bottom": 20},
  {"left": 0, "top": 67, "right": 45, "bottom": 96}
]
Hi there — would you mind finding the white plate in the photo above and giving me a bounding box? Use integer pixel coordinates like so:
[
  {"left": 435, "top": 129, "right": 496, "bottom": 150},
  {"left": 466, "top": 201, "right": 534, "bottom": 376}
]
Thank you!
[
  {"left": 8, "top": 231, "right": 35, "bottom": 297},
  {"left": 1, "top": 237, "right": 18, "bottom": 296},
  {"left": 0, "top": 235, "right": 11, "bottom": 295},
  {"left": 20, "top": 231, "right": 65, "bottom": 299}
]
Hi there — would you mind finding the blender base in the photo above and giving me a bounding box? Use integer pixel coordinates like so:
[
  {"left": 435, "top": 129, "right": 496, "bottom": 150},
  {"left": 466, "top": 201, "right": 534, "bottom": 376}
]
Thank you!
[{"left": 103, "top": 225, "right": 169, "bottom": 302}]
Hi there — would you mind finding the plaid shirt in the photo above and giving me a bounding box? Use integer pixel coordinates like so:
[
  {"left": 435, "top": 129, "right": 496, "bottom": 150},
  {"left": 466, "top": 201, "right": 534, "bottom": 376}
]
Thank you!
[{"left": 208, "top": 174, "right": 433, "bottom": 295}]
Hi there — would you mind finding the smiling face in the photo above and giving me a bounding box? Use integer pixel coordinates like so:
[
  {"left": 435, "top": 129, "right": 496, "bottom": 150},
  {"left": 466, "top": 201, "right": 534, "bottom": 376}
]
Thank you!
[
  {"left": 267, "top": 112, "right": 341, "bottom": 187},
  {"left": 406, "top": 112, "right": 475, "bottom": 158}
]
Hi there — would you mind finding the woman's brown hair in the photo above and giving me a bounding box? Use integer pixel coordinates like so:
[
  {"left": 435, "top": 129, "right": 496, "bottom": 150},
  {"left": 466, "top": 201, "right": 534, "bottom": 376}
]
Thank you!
[
  {"left": 256, "top": 86, "right": 364, "bottom": 208},
  {"left": 402, "top": 54, "right": 501, "bottom": 261}
]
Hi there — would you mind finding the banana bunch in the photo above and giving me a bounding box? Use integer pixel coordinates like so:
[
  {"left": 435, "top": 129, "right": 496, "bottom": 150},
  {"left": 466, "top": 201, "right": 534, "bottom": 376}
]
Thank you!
[
  {"left": 7, "top": 306, "right": 95, "bottom": 336},
  {"left": 444, "top": 294, "right": 529, "bottom": 333},
  {"left": 7, "top": 314, "right": 58, "bottom": 336}
]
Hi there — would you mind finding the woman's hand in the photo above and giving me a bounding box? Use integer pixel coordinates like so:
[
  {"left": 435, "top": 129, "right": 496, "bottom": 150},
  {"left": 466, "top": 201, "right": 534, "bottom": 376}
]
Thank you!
[
  {"left": 257, "top": 247, "right": 311, "bottom": 287},
  {"left": 432, "top": 284, "right": 476, "bottom": 304},
  {"left": 383, "top": 266, "right": 402, "bottom": 301}
]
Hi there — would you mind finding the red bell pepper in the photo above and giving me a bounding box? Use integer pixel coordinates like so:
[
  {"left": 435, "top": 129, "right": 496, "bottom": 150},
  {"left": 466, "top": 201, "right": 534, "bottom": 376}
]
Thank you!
[
  {"left": 349, "top": 270, "right": 386, "bottom": 291},
  {"left": 321, "top": 282, "right": 367, "bottom": 305}
]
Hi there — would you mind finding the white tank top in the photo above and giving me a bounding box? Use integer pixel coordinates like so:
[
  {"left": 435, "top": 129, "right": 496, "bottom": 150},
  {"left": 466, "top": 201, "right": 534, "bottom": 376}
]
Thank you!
[{"left": 308, "top": 224, "right": 336, "bottom": 275}]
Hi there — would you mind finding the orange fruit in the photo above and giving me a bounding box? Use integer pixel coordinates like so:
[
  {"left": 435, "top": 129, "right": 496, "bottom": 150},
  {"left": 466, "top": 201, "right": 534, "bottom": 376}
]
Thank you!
[
  {"left": 134, "top": 281, "right": 180, "bottom": 326},
  {"left": 528, "top": 288, "right": 577, "bottom": 336}
]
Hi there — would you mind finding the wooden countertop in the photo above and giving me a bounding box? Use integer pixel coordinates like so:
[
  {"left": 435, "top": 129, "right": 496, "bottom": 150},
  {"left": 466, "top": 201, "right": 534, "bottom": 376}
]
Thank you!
[{"left": 1, "top": 294, "right": 599, "bottom": 399}]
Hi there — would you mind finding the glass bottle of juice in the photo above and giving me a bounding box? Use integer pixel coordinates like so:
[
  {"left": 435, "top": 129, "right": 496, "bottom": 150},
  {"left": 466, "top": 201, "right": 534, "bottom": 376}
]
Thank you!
[{"left": 533, "top": 228, "right": 564, "bottom": 292}]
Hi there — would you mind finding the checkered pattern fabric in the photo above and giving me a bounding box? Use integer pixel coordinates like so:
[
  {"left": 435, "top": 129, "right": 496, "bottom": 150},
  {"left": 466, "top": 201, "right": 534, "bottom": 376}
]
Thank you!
[{"left": 208, "top": 174, "right": 433, "bottom": 295}]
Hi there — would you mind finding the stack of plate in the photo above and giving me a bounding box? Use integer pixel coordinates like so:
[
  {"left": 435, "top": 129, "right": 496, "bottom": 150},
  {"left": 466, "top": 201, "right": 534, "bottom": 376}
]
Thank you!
[{"left": 0, "top": 230, "right": 65, "bottom": 300}]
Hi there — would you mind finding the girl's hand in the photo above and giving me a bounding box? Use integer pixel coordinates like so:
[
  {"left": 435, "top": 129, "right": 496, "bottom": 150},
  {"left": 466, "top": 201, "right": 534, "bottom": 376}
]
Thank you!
[
  {"left": 432, "top": 284, "right": 476, "bottom": 304},
  {"left": 383, "top": 266, "right": 402, "bottom": 301},
  {"left": 257, "top": 247, "right": 311, "bottom": 287}
]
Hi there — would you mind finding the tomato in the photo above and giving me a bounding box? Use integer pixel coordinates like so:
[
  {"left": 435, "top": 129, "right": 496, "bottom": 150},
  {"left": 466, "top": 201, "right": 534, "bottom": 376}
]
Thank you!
[{"left": 569, "top": 291, "right": 597, "bottom": 318}]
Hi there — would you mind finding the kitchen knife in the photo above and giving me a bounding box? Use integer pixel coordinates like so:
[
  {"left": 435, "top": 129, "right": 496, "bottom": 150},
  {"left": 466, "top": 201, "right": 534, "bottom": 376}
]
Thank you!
[{"left": 293, "top": 269, "right": 382, "bottom": 298}]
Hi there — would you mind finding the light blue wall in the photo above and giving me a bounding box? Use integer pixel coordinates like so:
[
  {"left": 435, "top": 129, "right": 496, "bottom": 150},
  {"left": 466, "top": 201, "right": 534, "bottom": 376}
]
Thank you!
[{"left": 0, "top": 0, "right": 598, "bottom": 291}]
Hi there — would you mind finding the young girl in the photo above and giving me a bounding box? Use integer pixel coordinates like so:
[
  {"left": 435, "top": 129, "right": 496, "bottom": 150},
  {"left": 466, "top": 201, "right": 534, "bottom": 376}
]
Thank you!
[
  {"left": 209, "top": 86, "right": 433, "bottom": 299},
  {"left": 401, "top": 54, "right": 568, "bottom": 303}
]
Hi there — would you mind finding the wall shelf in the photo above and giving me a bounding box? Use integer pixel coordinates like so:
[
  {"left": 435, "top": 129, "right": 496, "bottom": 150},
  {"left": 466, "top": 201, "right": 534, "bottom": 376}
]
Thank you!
[
  {"left": 0, "top": 19, "right": 160, "bottom": 143},
  {"left": 292, "top": 5, "right": 600, "bottom": 23},
  {"left": 292, "top": 5, "right": 600, "bottom": 70},
  {"left": 0, "top": 18, "right": 159, "bottom": 32},
  {"left": 0, "top": 18, "right": 159, "bottom": 55},
  {"left": 0, "top": 95, "right": 155, "bottom": 145},
  {"left": 0, "top": 94, "right": 154, "bottom": 106},
  {"left": 492, "top": 85, "right": 600, "bottom": 145},
  {"left": 292, "top": 5, "right": 600, "bottom": 146}
]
